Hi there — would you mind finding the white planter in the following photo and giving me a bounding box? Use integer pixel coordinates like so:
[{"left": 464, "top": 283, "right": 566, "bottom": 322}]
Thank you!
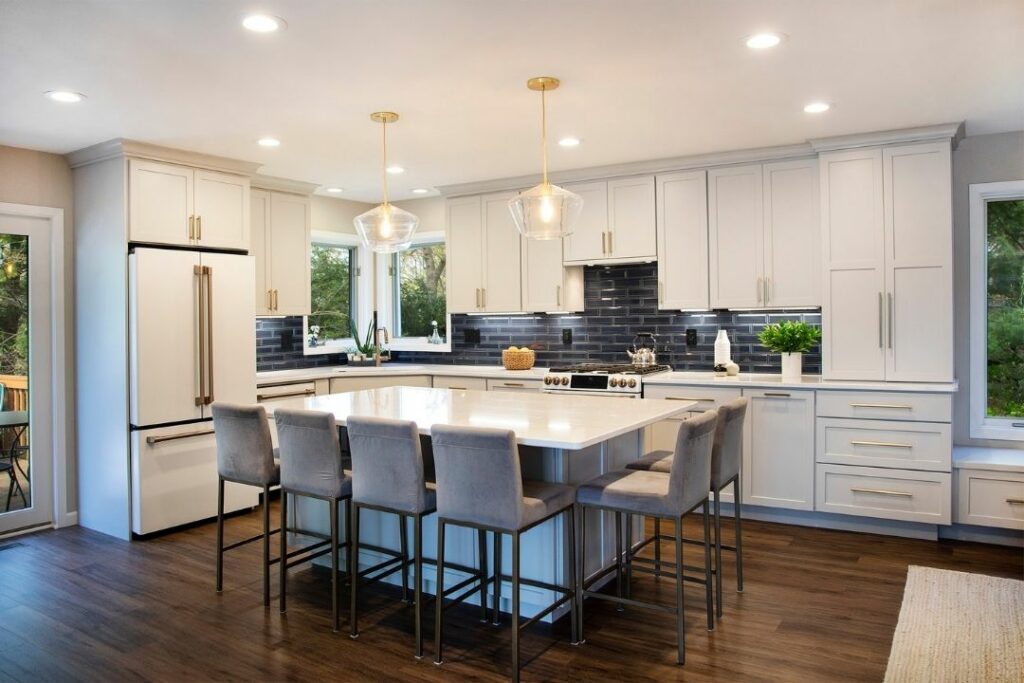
[{"left": 780, "top": 352, "right": 803, "bottom": 381}]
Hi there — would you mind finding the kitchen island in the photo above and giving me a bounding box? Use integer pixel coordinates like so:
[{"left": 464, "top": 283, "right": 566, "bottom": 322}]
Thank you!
[{"left": 268, "top": 386, "right": 694, "bottom": 621}]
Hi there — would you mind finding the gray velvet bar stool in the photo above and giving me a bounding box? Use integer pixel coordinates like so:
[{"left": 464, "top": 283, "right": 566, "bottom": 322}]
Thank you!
[
  {"left": 627, "top": 397, "right": 749, "bottom": 618},
  {"left": 575, "top": 409, "right": 717, "bottom": 665},
  {"left": 346, "top": 415, "right": 438, "bottom": 658},
  {"left": 211, "top": 402, "right": 280, "bottom": 607},
  {"left": 275, "top": 408, "right": 354, "bottom": 632},
  {"left": 431, "top": 424, "right": 578, "bottom": 683}
]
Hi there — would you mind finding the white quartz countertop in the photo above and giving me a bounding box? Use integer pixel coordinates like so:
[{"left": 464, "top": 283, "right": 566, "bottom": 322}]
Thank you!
[
  {"left": 257, "top": 363, "right": 957, "bottom": 394},
  {"left": 264, "top": 386, "right": 694, "bottom": 450},
  {"left": 953, "top": 446, "right": 1024, "bottom": 473}
]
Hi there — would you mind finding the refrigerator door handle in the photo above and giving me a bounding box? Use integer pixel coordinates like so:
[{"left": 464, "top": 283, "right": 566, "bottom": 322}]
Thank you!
[
  {"left": 205, "top": 265, "right": 215, "bottom": 405},
  {"left": 194, "top": 264, "right": 206, "bottom": 406}
]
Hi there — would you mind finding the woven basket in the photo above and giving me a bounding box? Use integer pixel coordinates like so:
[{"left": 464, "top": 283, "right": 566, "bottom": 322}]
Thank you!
[{"left": 501, "top": 348, "right": 536, "bottom": 371}]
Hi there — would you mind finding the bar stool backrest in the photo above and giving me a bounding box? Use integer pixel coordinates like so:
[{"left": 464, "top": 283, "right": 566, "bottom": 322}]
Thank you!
[
  {"left": 347, "top": 416, "right": 428, "bottom": 513},
  {"left": 212, "top": 402, "right": 276, "bottom": 486},
  {"left": 668, "top": 409, "right": 718, "bottom": 515},
  {"left": 431, "top": 424, "right": 523, "bottom": 530},
  {"left": 711, "top": 397, "right": 749, "bottom": 488},
  {"left": 275, "top": 409, "right": 345, "bottom": 498}
]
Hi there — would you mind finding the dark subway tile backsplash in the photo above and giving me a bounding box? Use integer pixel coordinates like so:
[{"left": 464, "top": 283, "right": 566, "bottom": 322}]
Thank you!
[{"left": 257, "top": 263, "right": 821, "bottom": 374}]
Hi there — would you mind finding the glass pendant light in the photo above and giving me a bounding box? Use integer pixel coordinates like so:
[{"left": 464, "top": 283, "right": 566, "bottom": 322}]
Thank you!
[
  {"left": 508, "top": 76, "right": 583, "bottom": 240},
  {"left": 354, "top": 112, "right": 419, "bottom": 253}
]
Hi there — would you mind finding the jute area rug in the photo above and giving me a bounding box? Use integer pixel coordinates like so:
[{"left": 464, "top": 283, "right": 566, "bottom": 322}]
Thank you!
[{"left": 884, "top": 565, "right": 1023, "bottom": 683}]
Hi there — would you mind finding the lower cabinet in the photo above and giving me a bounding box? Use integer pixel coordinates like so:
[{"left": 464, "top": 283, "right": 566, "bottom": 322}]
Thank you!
[
  {"left": 816, "top": 464, "right": 951, "bottom": 524},
  {"left": 486, "top": 378, "right": 544, "bottom": 392},
  {"left": 955, "top": 468, "right": 1024, "bottom": 530},
  {"left": 432, "top": 375, "right": 488, "bottom": 391},
  {"left": 329, "top": 375, "right": 432, "bottom": 393},
  {"left": 742, "top": 388, "right": 815, "bottom": 510}
]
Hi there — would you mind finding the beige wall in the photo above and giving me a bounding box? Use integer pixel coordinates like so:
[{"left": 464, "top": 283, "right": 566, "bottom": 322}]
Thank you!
[
  {"left": 0, "top": 145, "right": 77, "bottom": 512},
  {"left": 393, "top": 197, "right": 445, "bottom": 234},
  {"left": 311, "top": 195, "right": 371, "bottom": 235},
  {"left": 952, "top": 131, "right": 1024, "bottom": 448}
]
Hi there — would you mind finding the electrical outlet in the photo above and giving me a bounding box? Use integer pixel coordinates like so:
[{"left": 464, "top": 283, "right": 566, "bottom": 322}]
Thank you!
[
  {"left": 464, "top": 328, "right": 481, "bottom": 344},
  {"left": 280, "top": 329, "right": 294, "bottom": 349},
  {"left": 562, "top": 328, "right": 573, "bottom": 345},
  {"left": 686, "top": 329, "right": 698, "bottom": 347}
]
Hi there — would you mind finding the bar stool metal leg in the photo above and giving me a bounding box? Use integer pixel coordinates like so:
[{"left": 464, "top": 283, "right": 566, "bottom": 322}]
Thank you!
[
  {"left": 674, "top": 515, "right": 686, "bottom": 665},
  {"left": 398, "top": 514, "right": 409, "bottom": 603},
  {"left": 714, "top": 488, "right": 723, "bottom": 618},
  {"left": 576, "top": 504, "right": 586, "bottom": 644},
  {"left": 330, "top": 498, "right": 340, "bottom": 632},
  {"left": 433, "top": 519, "right": 446, "bottom": 665},
  {"left": 280, "top": 492, "right": 288, "bottom": 613},
  {"left": 349, "top": 503, "right": 359, "bottom": 638},
  {"left": 614, "top": 511, "right": 624, "bottom": 612},
  {"left": 491, "top": 532, "right": 502, "bottom": 626},
  {"left": 654, "top": 517, "right": 662, "bottom": 577},
  {"left": 567, "top": 507, "right": 579, "bottom": 645},
  {"left": 414, "top": 513, "right": 424, "bottom": 659},
  {"left": 625, "top": 513, "right": 633, "bottom": 600},
  {"left": 477, "top": 528, "right": 488, "bottom": 622},
  {"left": 703, "top": 500, "right": 714, "bottom": 631},
  {"left": 735, "top": 473, "right": 744, "bottom": 593},
  {"left": 511, "top": 529, "right": 521, "bottom": 683},
  {"left": 216, "top": 478, "right": 225, "bottom": 592},
  {"left": 262, "top": 484, "right": 271, "bottom": 607}
]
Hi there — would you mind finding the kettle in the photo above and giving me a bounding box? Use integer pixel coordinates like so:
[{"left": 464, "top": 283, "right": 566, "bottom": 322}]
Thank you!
[{"left": 627, "top": 332, "right": 658, "bottom": 366}]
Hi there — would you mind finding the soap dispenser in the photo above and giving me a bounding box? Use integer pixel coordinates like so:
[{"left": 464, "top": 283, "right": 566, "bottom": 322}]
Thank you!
[{"left": 714, "top": 330, "right": 731, "bottom": 366}]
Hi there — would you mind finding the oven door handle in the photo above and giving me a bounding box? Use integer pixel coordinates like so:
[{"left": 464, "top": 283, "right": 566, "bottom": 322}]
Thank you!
[{"left": 542, "top": 389, "right": 640, "bottom": 398}]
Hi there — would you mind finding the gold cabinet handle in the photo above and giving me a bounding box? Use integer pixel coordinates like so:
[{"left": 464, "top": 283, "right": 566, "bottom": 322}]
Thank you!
[
  {"left": 849, "top": 402, "right": 913, "bottom": 410},
  {"left": 756, "top": 276, "right": 763, "bottom": 304},
  {"left": 1005, "top": 498, "right": 1024, "bottom": 505},
  {"left": 481, "top": 288, "right": 486, "bottom": 308},
  {"left": 666, "top": 396, "right": 714, "bottom": 402},
  {"left": 272, "top": 289, "right": 278, "bottom": 311},
  {"left": 195, "top": 264, "right": 205, "bottom": 406},
  {"left": 607, "top": 231, "right": 613, "bottom": 254},
  {"left": 146, "top": 428, "right": 215, "bottom": 445},
  {"left": 447, "top": 386, "right": 469, "bottom": 391},
  {"left": 888, "top": 292, "right": 894, "bottom": 349},
  {"left": 764, "top": 392, "right": 791, "bottom": 398},
  {"left": 849, "top": 440, "right": 913, "bottom": 449},
  {"left": 196, "top": 214, "right": 203, "bottom": 240},
  {"left": 850, "top": 487, "right": 913, "bottom": 498},
  {"left": 502, "top": 382, "right": 525, "bottom": 387},
  {"left": 189, "top": 215, "right": 196, "bottom": 240},
  {"left": 475, "top": 288, "right": 481, "bottom": 309},
  {"left": 556, "top": 284, "right": 562, "bottom": 308},
  {"left": 205, "top": 265, "right": 214, "bottom": 404},
  {"left": 267, "top": 289, "right": 273, "bottom": 312},
  {"left": 257, "top": 388, "right": 315, "bottom": 401},
  {"left": 601, "top": 232, "right": 607, "bottom": 254}
]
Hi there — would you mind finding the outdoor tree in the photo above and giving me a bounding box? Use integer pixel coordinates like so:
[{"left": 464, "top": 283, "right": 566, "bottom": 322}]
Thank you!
[{"left": 986, "top": 199, "right": 1024, "bottom": 418}]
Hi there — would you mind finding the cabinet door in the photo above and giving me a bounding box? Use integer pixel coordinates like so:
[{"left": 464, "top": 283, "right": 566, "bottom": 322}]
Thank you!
[
  {"left": 200, "top": 252, "right": 256, "bottom": 415},
  {"left": 820, "top": 148, "right": 886, "bottom": 380},
  {"left": 194, "top": 169, "right": 250, "bottom": 250},
  {"left": 883, "top": 142, "right": 953, "bottom": 381},
  {"left": 657, "top": 171, "right": 709, "bottom": 310},
  {"left": 482, "top": 192, "right": 522, "bottom": 312},
  {"left": 250, "top": 189, "right": 273, "bottom": 314},
  {"left": 521, "top": 236, "right": 564, "bottom": 311},
  {"left": 607, "top": 176, "right": 656, "bottom": 260},
  {"left": 709, "top": 165, "right": 763, "bottom": 308},
  {"left": 269, "top": 192, "right": 311, "bottom": 316},
  {"left": 763, "top": 159, "right": 820, "bottom": 307},
  {"left": 128, "top": 159, "right": 194, "bottom": 246},
  {"left": 743, "top": 388, "right": 815, "bottom": 510},
  {"left": 562, "top": 181, "right": 608, "bottom": 263},
  {"left": 446, "top": 196, "right": 483, "bottom": 313}
]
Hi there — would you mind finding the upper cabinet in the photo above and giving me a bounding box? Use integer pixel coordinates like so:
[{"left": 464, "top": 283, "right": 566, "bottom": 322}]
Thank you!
[
  {"left": 521, "top": 236, "right": 584, "bottom": 312},
  {"left": 251, "top": 189, "right": 311, "bottom": 316},
  {"left": 446, "top": 193, "right": 522, "bottom": 313},
  {"left": 708, "top": 159, "right": 819, "bottom": 309},
  {"left": 128, "top": 159, "right": 250, "bottom": 250},
  {"left": 563, "top": 176, "right": 656, "bottom": 264},
  {"left": 656, "top": 170, "right": 709, "bottom": 310},
  {"left": 820, "top": 141, "right": 952, "bottom": 382}
]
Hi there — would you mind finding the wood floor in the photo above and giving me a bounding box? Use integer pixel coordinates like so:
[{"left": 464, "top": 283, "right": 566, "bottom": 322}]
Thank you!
[{"left": 0, "top": 504, "right": 1019, "bottom": 682}]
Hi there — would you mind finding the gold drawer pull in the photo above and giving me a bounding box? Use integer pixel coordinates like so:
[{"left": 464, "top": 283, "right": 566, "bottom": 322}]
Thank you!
[
  {"left": 850, "top": 487, "right": 913, "bottom": 498},
  {"left": 146, "top": 428, "right": 215, "bottom": 445},
  {"left": 257, "top": 388, "right": 315, "bottom": 401},
  {"left": 502, "top": 382, "right": 525, "bottom": 388},
  {"left": 764, "top": 392, "right": 791, "bottom": 398},
  {"left": 849, "top": 402, "right": 913, "bottom": 410},
  {"left": 447, "top": 386, "right": 469, "bottom": 391},
  {"left": 849, "top": 440, "right": 913, "bottom": 449},
  {"left": 666, "top": 397, "right": 715, "bottom": 402},
  {"left": 1006, "top": 498, "right": 1024, "bottom": 506}
]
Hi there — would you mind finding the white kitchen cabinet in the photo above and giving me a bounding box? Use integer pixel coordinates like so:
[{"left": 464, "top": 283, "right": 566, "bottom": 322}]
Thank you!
[
  {"left": 743, "top": 388, "right": 815, "bottom": 510},
  {"left": 486, "top": 378, "right": 544, "bottom": 392},
  {"left": 521, "top": 236, "right": 584, "bottom": 312},
  {"left": 446, "top": 194, "right": 522, "bottom": 313},
  {"left": 820, "top": 142, "right": 952, "bottom": 382},
  {"left": 563, "top": 177, "right": 656, "bottom": 264},
  {"left": 329, "top": 375, "right": 432, "bottom": 393},
  {"left": 956, "top": 469, "right": 1024, "bottom": 530},
  {"left": 251, "top": 189, "right": 310, "bottom": 315},
  {"left": 816, "top": 464, "right": 951, "bottom": 525},
  {"left": 128, "top": 159, "right": 249, "bottom": 250},
  {"left": 432, "top": 375, "right": 488, "bottom": 391},
  {"left": 709, "top": 160, "right": 819, "bottom": 309},
  {"left": 656, "top": 170, "right": 709, "bottom": 310}
]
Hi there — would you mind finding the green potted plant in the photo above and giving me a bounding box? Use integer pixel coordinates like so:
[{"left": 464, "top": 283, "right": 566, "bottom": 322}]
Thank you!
[{"left": 757, "top": 321, "right": 821, "bottom": 380}]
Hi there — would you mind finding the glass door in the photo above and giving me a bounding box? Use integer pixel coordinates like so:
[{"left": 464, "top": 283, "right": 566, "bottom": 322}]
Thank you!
[{"left": 0, "top": 214, "right": 53, "bottom": 533}]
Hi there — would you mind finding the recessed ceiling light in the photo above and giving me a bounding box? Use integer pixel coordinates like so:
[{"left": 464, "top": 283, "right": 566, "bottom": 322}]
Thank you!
[
  {"left": 45, "top": 90, "right": 85, "bottom": 103},
  {"left": 558, "top": 137, "right": 581, "bottom": 147},
  {"left": 257, "top": 137, "right": 281, "bottom": 147},
  {"left": 325, "top": 187, "right": 343, "bottom": 193},
  {"left": 745, "top": 32, "right": 783, "bottom": 49},
  {"left": 803, "top": 102, "right": 831, "bottom": 114},
  {"left": 412, "top": 188, "right": 429, "bottom": 194},
  {"left": 386, "top": 166, "right": 405, "bottom": 174},
  {"left": 242, "top": 14, "right": 286, "bottom": 33}
]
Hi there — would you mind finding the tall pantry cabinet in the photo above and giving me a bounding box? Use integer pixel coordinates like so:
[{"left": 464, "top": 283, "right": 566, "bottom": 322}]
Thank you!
[{"left": 819, "top": 140, "right": 953, "bottom": 382}]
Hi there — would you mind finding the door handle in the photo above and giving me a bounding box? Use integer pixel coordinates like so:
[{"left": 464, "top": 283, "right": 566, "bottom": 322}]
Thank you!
[
  {"left": 196, "top": 215, "right": 202, "bottom": 240},
  {"left": 849, "top": 402, "right": 913, "bottom": 410},
  {"left": 556, "top": 284, "right": 562, "bottom": 308},
  {"left": 194, "top": 265, "right": 205, "bottom": 407},
  {"left": 146, "top": 428, "right": 216, "bottom": 445},
  {"left": 189, "top": 215, "right": 196, "bottom": 241},
  {"left": 850, "top": 487, "right": 913, "bottom": 498},
  {"left": 502, "top": 382, "right": 525, "bottom": 388},
  {"left": 272, "top": 289, "right": 279, "bottom": 311},
  {"left": 601, "top": 232, "right": 607, "bottom": 254},
  {"left": 763, "top": 392, "right": 791, "bottom": 398},
  {"left": 757, "top": 277, "right": 763, "bottom": 304},
  {"left": 204, "top": 265, "right": 214, "bottom": 405},
  {"left": 257, "top": 388, "right": 315, "bottom": 401},
  {"left": 607, "top": 231, "right": 613, "bottom": 254},
  {"left": 666, "top": 397, "right": 715, "bottom": 402},
  {"left": 849, "top": 440, "right": 913, "bottom": 449},
  {"left": 481, "top": 288, "right": 486, "bottom": 309},
  {"left": 888, "top": 292, "right": 894, "bottom": 349}
]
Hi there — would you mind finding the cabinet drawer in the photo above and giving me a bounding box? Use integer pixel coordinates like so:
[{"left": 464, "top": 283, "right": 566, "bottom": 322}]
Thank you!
[
  {"left": 956, "top": 470, "right": 1024, "bottom": 530},
  {"left": 816, "top": 418, "right": 951, "bottom": 471},
  {"left": 643, "top": 385, "right": 741, "bottom": 411},
  {"left": 816, "top": 390, "right": 951, "bottom": 422},
  {"left": 486, "top": 378, "right": 544, "bottom": 392},
  {"left": 815, "top": 464, "right": 951, "bottom": 524},
  {"left": 329, "top": 375, "right": 432, "bottom": 393},
  {"left": 433, "top": 375, "right": 487, "bottom": 391},
  {"left": 257, "top": 381, "right": 317, "bottom": 403}
]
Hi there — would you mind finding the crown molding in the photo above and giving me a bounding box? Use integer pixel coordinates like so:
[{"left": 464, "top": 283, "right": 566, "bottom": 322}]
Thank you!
[
  {"left": 251, "top": 174, "right": 320, "bottom": 195},
  {"left": 809, "top": 122, "right": 964, "bottom": 152},
  {"left": 66, "top": 138, "right": 262, "bottom": 175}
]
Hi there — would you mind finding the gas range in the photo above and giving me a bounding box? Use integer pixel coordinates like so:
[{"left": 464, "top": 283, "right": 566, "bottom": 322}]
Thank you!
[{"left": 541, "top": 363, "right": 673, "bottom": 397}]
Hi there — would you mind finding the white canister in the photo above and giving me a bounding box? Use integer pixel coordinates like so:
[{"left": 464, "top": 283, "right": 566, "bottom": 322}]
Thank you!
[
  {"left": 780, "top": 352, "right": 803, "bottom": 381},
  {"left": 714, "top": 330, "right": 731, "bottom": 366}
]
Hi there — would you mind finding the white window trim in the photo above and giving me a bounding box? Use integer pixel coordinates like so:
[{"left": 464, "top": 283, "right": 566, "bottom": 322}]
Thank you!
[
  {"left": 376, "top": 230, "right": 452, "bottom": 352},
  {"left": 969, "top": 180, "right": 1024, "bottom": 441},
  {"left": 303, "top": 231, "right": 373, "bottom": 356}
]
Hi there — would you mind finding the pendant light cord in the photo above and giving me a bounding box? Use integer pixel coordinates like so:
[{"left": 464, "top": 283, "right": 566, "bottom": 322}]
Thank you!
[
  {"left": 541, "top": 86, "right": 548, "bottom": 186},
  {"left": 381, "top": 118, "right": 389, "bottom": 206}
]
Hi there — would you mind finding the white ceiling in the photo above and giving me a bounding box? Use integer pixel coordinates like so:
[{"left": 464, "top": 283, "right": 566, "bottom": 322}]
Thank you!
[{"left": 2, "top": 0, "right": 1022, "bottom": 201}]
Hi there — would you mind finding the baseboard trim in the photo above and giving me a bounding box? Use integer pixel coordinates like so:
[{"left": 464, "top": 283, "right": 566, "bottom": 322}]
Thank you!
[{"left": 939, "top": 523, "right": 1024, "bottom": 547}]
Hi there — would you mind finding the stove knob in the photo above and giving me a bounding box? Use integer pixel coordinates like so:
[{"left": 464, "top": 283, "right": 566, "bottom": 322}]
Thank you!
[
  {"left": 561, "top": 376, "right": 569, "bottom": 386},
  {"left": 544, "top": 376, "right": 552, "bottom": 385},
  {"left": 628, "top": 378, "right": 637, "bottom": 388},
  {"left": 610, "top": 377, "right": 619, "bottom": 387}
]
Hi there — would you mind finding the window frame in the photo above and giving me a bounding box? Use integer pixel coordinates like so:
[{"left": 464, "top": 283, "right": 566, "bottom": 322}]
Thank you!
[
  {"left": 376, "top": 230, "right": 451, "bottom": 352},
  {"left": 969, "top": 180, "right": 1024, "bottom": 441},
  {"left": 303, "top": 231, "right": 372, "bottom": 356}
]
